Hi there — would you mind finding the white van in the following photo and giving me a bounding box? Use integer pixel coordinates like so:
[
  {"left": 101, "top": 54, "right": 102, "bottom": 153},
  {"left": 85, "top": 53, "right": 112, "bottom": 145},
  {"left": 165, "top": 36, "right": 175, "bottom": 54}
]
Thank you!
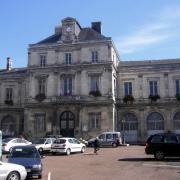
[{"left": 88, "top": 132, "right": 122, "bottom": 147}]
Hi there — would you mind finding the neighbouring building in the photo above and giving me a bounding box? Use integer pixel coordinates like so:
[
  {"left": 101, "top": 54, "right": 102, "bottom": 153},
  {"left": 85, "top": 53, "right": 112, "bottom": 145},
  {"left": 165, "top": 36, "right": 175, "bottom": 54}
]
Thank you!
[{"left": 1, "top": 17, "right": 180, "bottom": 143}]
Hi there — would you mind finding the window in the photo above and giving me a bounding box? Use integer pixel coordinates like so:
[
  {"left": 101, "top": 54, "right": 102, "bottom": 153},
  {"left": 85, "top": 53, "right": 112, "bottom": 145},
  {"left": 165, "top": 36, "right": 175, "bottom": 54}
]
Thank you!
[
  {"left": 38, "top": 79, "right": 46, "bottom": 94},
  {"left": 151, "top": 135, "right": 163, "bottom": 143},
  {"left": 90, "top": 76, "right": 99, "bottom": 91},
  {"left": 34, "top": 114, "right": 46, "bottom": 134},
  {"left": 124, "top": 82, "right": 132, "bottom": 96},
  {"left": 63, "top": 77, "right": 72, "bottom": 95},
  {"left": 164, "top": 136, "right": 178, "bottom": 143},
  {"left": 6, "top": 88, "right": 13, "bottom": 100},
  {"left": 89, "top": 113, "right": 101, "bottom": 129},
  {"left": 40, "top": 55, "right": 46, "bottom": 67},
  {"left": 176, "top": 80, "right": 180, "bottom": 94},
  {"left": 65, "top": 53, "right": 72, "bottom": 64},
  {"left": 147, "top": 112, "right": 164, "bottom": 130},
  {"left": 149, "top": 81, "right": 158, "bottom": 95},
  {"left": 173, "top": 111, "right": 180, "bottom": 130},
  {"left": 92, "top": 51, "right": 98, "bottom": 62}
]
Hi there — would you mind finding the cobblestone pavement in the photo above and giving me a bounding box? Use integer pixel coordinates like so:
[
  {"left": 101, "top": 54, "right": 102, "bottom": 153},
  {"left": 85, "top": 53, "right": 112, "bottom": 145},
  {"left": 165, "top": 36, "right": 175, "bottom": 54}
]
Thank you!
[{"left": 3, "top": 146, "right": 180, "bottom": 180}]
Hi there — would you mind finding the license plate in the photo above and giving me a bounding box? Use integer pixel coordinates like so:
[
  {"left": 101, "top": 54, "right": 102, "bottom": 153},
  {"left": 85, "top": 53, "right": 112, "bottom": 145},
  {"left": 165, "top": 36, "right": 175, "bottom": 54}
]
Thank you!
[
  {"left": 32, "top": 176, "right": 39, "bottom": 178},
  {"left": 26, "top": 169, "right": 31, "bottom": 172}
]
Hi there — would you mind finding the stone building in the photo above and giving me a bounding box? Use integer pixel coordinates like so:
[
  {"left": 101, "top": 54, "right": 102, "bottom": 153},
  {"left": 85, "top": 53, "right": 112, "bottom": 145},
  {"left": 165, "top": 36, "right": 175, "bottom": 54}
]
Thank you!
[{"left": 1, "top": 17, "right": 180, "bottom": 143}]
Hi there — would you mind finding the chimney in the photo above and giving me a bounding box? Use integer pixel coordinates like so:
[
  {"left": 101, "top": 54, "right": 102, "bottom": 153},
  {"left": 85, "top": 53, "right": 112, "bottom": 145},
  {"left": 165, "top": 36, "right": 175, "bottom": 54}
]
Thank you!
[
  {"left": 91, "top": 22, "right": 101, "bottom": 34},
  {"left": 55, "top": 26, "right": 62, "bottom": 35},
  {"left": 7, "top": 57, "right": 12, "bottom": 71}
]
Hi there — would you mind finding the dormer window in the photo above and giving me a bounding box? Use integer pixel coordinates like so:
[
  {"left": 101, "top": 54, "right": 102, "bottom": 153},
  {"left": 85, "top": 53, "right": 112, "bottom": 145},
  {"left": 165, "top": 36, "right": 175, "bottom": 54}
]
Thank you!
[
  {"left": 40, "top": 55, "right": 46, "bottom": 67},
  {"left": 65, "top": 53, "right": 72, "bottom": 64},
  {"left": 92, "top": 51, "right": 98, "bottom": 62}
]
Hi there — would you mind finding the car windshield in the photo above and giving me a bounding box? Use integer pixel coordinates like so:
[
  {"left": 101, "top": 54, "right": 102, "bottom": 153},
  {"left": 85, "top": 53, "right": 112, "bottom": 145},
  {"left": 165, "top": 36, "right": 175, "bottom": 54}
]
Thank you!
[
  {"left": 32, "top": 138, "right": 46, "bottom": 144},
  {"left": 2, "top": 138, "right": 13, "bottom": 143},
  {"left": 10, "top": 148, "right": 40, "bottom": 158}
]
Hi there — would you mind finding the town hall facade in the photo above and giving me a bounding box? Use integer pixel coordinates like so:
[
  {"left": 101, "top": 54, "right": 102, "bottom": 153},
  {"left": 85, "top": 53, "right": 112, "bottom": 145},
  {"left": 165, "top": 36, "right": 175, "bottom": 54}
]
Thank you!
[{"left": 1, "top": 17, "right": 180, "bottom": 143}]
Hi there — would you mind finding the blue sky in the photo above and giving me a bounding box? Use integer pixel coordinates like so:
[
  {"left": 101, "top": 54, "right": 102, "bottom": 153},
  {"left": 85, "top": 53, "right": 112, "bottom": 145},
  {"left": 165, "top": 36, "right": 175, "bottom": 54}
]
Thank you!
[{"left": 0, "top": 0, "right": 180, "bottom": 69}]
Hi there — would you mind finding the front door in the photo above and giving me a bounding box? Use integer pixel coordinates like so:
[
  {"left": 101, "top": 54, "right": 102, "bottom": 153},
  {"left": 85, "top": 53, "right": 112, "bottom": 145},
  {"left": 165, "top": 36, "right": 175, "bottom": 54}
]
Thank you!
[{"left": 60, "top": 111, "right": 75, "bottom": 137}]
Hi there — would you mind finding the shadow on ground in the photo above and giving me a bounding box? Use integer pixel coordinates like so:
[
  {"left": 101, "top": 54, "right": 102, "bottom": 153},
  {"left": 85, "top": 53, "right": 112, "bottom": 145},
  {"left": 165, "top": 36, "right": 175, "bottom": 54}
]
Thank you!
[{"left": 118, "top": 157, "right": 180, "bottom": 162}]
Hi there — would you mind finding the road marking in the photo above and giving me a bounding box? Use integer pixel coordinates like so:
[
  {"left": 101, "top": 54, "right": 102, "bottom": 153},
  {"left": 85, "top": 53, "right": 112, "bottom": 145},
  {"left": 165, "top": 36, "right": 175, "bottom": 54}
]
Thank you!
[
  {"left": 48, "top": 172, "right": 51, "bottom": 180},
  {"left": 143, "top": 163, "right": 180, "bottom": 168}
]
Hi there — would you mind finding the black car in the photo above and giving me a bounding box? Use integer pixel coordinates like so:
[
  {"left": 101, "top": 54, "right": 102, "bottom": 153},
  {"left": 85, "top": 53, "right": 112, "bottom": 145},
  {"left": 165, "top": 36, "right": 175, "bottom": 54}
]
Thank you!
[{"left": 145, "top": 133, "right": 180, "bottom": 160}]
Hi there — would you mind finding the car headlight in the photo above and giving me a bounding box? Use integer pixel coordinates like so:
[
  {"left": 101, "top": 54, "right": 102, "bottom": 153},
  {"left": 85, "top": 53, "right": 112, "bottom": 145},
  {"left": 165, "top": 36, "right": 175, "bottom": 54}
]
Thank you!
[{"left": 33, "top": 164, "right": 42, "bottom": 169}]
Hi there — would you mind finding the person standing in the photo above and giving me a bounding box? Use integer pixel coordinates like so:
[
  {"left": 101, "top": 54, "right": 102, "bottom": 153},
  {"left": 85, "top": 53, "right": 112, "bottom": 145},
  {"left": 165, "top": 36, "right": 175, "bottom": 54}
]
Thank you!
[{"left": 93, "top": 137, "right": 100, "bottom": 155}]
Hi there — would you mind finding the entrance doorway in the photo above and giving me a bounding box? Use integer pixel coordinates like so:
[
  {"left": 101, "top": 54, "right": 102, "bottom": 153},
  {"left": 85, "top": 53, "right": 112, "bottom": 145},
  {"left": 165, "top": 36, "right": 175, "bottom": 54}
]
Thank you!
[{"left": 60, "top": 111, "right": 75, "bottom": 137}]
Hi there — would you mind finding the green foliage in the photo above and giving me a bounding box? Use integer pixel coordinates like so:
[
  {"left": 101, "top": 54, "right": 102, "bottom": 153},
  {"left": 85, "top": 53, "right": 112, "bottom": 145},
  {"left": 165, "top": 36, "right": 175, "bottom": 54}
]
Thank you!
[
  {"left": 89, "top": 90, "right": 102, "bottom": 97},
  {"left": 35, "top": 93, "right": 46, "bottom": 102},
  {"left": 148, "top": 94, "right": 160, "bottom": 102},
  {"left": 176, "top": 93, "right": 180, "bottom": 101},
  {"left": 123, "top": 95, "right": 134, "bottom": 104}
]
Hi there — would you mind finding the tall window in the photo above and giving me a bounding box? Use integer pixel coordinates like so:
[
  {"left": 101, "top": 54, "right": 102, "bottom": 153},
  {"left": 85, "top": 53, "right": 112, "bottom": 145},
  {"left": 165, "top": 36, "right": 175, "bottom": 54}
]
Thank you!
[
  {"left": 38, "top": 79, "right": 46, "bottom": 94},
  {"left": 34, "top": 113, "right": 46, "bottom": 134},
  {"left": 92, "top": 51, "right": 98, "bottom": 62},
  {"left": 89, "top": 113, "right": 101, "bottom": 129},
  {"left": 124, "top": 82, "right": 132, "bottom": 96},
  {"left": 90, "top": 76, "right": 99, "bottom": 91},
  {"left": 147, "top": 112, "right": 164, "bottom": 130},
  {"left": 176, "top": 80, "right": 180, "bottom": 94},
  {"left": 64, "top": 77, "right": 72, "bottom": 95},
  {"left": 6, "top": 88, "right": 13, "bottom": 100},
  {"left": 40, "top": 55, "right": 46, "bottom": 67},
  {"left": 65, "top": 53, "right": 72, "bottom": 64},
  {"left": 149, "top": 81, "right": 158, "bottom": 95}
]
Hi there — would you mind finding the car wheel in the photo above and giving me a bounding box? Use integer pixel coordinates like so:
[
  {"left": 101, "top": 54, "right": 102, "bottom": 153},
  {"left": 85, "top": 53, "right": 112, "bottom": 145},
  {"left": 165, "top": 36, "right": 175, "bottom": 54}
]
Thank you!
[
  {"left": 154, "top": 150, "right": 164, "bottom": 160},
  {"left": 112, "top": 143, "right": 117, "bottom": 148},
  {"left": 66, "top": 148, "right": 71, "bottom": 156},
  {"left": 7, "top": 171, "right": 20, "bottom": 180},
  {"left": 81, "top": 147, "right": 85, "bottom": 153},
  {"left": 38, "top": 175, "right": 42, "bottom": 179},
  {"left": 38, "top": 148, "right": 43, "bottom": 154}
]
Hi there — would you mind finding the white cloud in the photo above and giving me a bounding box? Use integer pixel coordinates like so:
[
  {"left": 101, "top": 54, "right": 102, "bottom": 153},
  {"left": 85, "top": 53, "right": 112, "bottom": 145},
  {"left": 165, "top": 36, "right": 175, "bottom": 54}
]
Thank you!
[{"left": 116, "top": 5, "right": 180, "bottom": 55}]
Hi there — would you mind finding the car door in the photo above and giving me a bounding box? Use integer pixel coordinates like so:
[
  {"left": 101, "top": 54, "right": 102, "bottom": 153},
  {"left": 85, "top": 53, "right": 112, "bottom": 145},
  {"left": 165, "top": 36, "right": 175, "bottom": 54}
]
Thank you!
[
  {"left": 72, "top": 138, "right": 81, "bottom": 152},
  {"left": 106, "top": 134, "right": 113, "bottom": 146},
  {"left": 98, "top": 134, "right": 105, "bottom": 146},
  {"left": 0, "top": 162, "right": 7, "bottom": 179},
  {"left": 44, "top": 138, "right": 52, "bottom": 151},
  {"left": 163, "top": 135, "right": 179, "bottom": 156}
]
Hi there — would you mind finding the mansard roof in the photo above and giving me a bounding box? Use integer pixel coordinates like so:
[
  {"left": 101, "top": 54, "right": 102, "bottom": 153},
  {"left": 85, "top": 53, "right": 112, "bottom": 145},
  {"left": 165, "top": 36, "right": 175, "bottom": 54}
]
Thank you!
[
  {"left": 35, "top": 28, "right": 108, "bottom": 45},
  {"left": 0, "top": 67, "right": 27, "bottom": 77},
  {"left": 119, "top": 58, "right": 180, "bottom": 71}
]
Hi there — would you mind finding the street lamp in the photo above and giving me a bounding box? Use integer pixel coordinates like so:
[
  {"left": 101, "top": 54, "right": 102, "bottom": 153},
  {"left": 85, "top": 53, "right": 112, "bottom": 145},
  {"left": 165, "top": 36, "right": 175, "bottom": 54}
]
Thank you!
[{"left": 122, "top": 119, "right": 125, "bottom": 144}]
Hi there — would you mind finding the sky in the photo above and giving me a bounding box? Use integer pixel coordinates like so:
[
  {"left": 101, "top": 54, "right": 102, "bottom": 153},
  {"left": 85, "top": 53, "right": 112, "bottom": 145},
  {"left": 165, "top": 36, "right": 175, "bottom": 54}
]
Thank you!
[{"left": 0, "top": 0, "right": 180, "bottom": 69}]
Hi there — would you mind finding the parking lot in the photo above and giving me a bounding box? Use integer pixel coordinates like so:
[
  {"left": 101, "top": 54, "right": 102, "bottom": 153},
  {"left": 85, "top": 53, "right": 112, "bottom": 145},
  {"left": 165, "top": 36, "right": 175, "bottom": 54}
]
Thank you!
[{"left": 2, "top": 145, "right": 180, "bottom": 180}]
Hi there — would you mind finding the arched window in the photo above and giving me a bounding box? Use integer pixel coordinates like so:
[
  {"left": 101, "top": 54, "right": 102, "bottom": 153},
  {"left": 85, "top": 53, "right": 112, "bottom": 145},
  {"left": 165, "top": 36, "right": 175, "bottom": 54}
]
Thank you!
[
  {"left": 1, "top": 116, "right": 16, "bottom": 136},
  {"left": 147, "top": 112, "right": 164, "bottom": 130},
  {"left": 173, "top": 111, "right": 180, "bottom": 130},
  {"left": 121, "top": 113, "right": 138, "bottom": 131}
]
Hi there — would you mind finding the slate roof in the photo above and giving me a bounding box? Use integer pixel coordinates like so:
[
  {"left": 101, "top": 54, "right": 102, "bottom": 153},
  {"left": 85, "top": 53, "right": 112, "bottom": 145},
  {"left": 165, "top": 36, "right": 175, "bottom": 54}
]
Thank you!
[
  {"left": 0, "top": 68, "right": 27, "bottom": 77},
  {"left": 35, "top": 28, "right": 108, "bottom": 45}
]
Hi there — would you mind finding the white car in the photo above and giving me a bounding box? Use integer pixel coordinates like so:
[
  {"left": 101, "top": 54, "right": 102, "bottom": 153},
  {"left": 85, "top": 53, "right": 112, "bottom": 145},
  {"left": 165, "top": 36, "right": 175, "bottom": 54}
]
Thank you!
[
  {"left": 0, "top": 161, "right": 27, "bottom": 180},
  {"left": 2, "top": 138, "right": 32, "bottom": 152},
  {"left": 51, "top": 137, "right": 86, "bottom": 155},
  {"left": 32, "top": 137, "right": 56, "bottom": 154}
]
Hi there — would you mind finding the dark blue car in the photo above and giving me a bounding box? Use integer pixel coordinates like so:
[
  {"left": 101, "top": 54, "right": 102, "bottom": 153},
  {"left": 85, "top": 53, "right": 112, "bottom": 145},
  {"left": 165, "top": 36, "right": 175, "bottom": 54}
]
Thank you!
[{"left": 8, "top": 145, "right": 43, "bottom": 179}]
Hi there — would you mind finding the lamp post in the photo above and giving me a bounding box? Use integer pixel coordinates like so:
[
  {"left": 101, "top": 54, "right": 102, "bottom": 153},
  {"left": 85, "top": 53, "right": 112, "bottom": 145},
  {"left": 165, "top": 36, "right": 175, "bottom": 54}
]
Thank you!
[{"left": 122, "top": 119, "right": 125, "bottom": 144}]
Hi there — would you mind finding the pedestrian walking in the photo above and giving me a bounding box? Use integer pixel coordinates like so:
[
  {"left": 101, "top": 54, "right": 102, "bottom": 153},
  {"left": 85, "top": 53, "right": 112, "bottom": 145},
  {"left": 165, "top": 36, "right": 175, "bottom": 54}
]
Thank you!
[{"left": 93, "top": 137, "right": 100, "bottom": 155}]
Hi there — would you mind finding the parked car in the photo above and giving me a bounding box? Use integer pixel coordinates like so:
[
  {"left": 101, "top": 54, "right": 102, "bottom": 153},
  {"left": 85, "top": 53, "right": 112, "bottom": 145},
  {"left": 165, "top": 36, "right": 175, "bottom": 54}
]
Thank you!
[
  {"left": 51, "top": 137, "right": 86, "bottom": 155},
  {"left": 31, "top": 137, "right": 56, "bottom": 154},
  {"left": 88, "top": 132, "right": 122, "bottom": 147},
  {"left": 8, "top": 145, "right": 43, "bottom": 179},
  {"left": 2, "top": 138, "right": 32, "bottom": 153},
  {"left": 145, "top": 133, "right": 180, "bottom": 160},
  {"left": 0, "top": 161, "right": 27, "bottom": 180}
]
